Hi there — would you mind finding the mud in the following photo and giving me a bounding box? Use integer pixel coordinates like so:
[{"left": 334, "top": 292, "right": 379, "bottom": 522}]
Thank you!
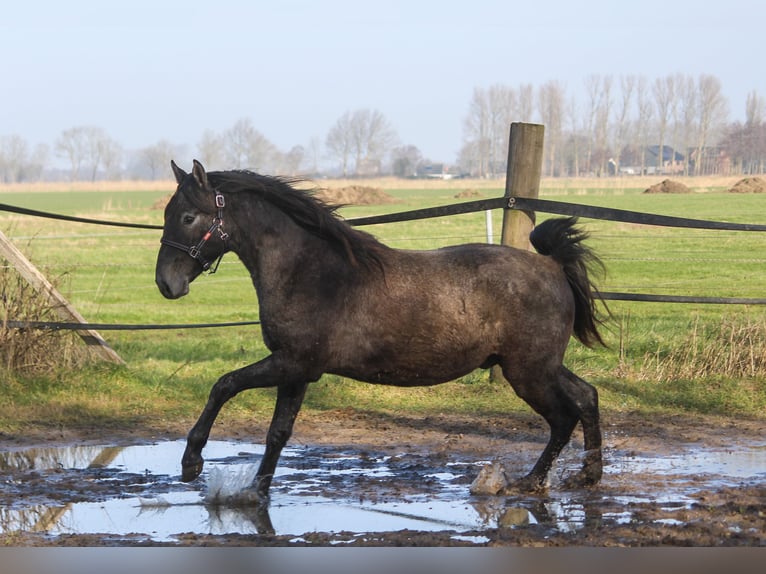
[{"left": 1, "top": 411, "right": 764, "bottom": 546}]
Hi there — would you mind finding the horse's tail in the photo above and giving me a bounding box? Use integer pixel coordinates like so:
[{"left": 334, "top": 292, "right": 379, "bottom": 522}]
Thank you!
[{"left": 529, "top": 217, "right": 607, "bottom": 347}]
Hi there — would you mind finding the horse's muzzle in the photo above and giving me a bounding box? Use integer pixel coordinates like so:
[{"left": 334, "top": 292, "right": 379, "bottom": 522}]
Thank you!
[{"left": 155, "top": 274, "right": 189, "bottom": 299}]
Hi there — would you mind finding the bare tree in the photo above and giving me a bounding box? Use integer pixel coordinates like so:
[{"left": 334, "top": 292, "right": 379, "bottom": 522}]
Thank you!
[
  {"left": 0, "top": 135, "right": 29, "bottom": 183},
  {"left": 693, "top": 74, "right": 729, "bottom": 175},
  {"left": 196, "top": 129, "right": 224, "bottom": 168},
  {"left": 140, "top": 140, "right": 177, "bottom": 180},
  {"left": 745, "top": 90, "right": 765, "bottom": 126},
  {"left": 583, "top": 75, "right": 601, "bottom": 174},
  {"left": 347, "top": 108, "right": 398, "bottom": 175},
  {"left": 283, "top": 145, "right": 305, "bottom": 176},
  {"left": 326, "top": 111, "right": 354, "bottom": 176},
  {"left": 517, "top": 83, "right": 534, "bottom": 122},
  {"left": 612, "top": 75, "right": 636, "bottom": 174},
  {"left": 306, "top": 136, "right": 322, "bottom": 175},
  {"left": 54, "top": 126, "right": 120, "bottom": 181},
  {"left": 463, "top": 87, "right": 492, "bottom": 176},
  {"left": 222, "top": 118, "right": 279, "bottom": 172},
  {"left": 677, "top": 74, "right": 697, "bottom": 175},
  {"left": 653, "top": 75, "right": 676, "bottom": 173},
  {"left": 391, "top": 144, "right": 422, "bottom": 177},
  {"left": 595, "top": 75, "right": 613, "bottom": 175},
  {"left": 55, "top": 127, "right": 88, "bottom": 181},
  {"left": 635, "top": 75, "right": 654, "bottom": 174},
  {"left": 565, "top": 95, "right": 582, "bottom": 176},
  {"left": 537, "top": 80, "right": 566, "bottom": 176}
]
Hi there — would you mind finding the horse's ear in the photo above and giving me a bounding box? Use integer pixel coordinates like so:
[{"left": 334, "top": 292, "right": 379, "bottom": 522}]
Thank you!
[
  {"left": 171, "top": 160, "right": 187, "bottom": 184},
  {"left": 192, "top": 159, "right": 210, "bottom": 190}
]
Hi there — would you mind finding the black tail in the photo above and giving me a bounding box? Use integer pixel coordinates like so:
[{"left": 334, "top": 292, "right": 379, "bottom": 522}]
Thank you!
[{"left": 529, "top": 217, "right": 607, "bottom": 347}]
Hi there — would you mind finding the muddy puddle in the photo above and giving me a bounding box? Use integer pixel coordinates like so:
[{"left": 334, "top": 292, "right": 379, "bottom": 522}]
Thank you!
[{"left": 1, "top": 438, "right": 764, "bottom": 545}]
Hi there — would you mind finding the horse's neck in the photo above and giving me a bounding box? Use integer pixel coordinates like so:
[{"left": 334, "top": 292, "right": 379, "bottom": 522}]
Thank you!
[{"left": 231, "top": 199, "right": 348, "bottom": 295}]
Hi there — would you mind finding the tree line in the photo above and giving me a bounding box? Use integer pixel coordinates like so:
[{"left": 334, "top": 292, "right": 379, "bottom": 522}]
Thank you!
[{"left": 1, "top": 73, "right": 765, "bottom": 183}]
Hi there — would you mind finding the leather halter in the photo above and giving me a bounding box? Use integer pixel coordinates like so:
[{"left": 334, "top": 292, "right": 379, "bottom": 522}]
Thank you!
[{"left": 160, "top": 189, "right": 229, "bottom": 273}]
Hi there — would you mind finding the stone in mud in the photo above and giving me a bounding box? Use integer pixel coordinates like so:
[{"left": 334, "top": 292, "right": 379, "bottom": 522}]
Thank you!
[{"left": 469, "top": 460, "right": 509, "bottom": 495}]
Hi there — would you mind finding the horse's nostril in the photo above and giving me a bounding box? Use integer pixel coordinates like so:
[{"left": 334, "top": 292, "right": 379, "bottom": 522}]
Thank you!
[{"left": 156, "top": 276, "right": 172, "bottom": 298}]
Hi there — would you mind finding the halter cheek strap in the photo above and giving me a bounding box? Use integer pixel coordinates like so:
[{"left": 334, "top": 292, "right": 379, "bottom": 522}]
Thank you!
[{"left": 160, "top": 190, "right": 229, "bottom": 273}]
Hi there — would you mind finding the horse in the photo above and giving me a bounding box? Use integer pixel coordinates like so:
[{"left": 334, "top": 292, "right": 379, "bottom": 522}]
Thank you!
[{"left": 155, "top": 160, "right": 606, "bottom": 500}]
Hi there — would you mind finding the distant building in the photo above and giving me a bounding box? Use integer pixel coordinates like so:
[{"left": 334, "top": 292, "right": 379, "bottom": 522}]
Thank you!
[
  {"left": 645, "top": 145, "right": 685, "bottom": 174},
  {"left": 688, "top": 146, "right": 731, "bottom": 175},
  {"left": 416, "top": 163, "right": 454, "bottom": 179}
]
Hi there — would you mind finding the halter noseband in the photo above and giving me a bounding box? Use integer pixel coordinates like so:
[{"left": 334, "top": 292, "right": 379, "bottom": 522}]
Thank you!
[{"left": 160, "top": 189, "right": 229, "bottom": 273}]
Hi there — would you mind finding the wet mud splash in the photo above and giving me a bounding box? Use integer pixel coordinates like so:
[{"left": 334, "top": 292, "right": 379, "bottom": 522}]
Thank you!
[{"left": 1, "top": 438, "right": 764, "bottom": 545}]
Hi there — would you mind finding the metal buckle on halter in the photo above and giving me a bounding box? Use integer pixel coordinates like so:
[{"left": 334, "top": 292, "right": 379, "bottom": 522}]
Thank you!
[
  {"left": 189, "top": 245, "right": 201, "bottom": 259},
  {"left": 215, "top": 192, "right": 225, "bottom": 208}
]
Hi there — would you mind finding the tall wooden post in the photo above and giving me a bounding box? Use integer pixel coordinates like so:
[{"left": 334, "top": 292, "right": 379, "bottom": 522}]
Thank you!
[
  {"left": 491, "top": 122, "right": 545, "bottom": 383},
  {"left": 500, "top": 122, "right": 545, "bottom": 250}
]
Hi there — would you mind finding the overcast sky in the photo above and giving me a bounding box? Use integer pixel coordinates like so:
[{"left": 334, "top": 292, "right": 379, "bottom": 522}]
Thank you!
[{"left": 2, "top": 0, "right": 765, "bottom": 167}]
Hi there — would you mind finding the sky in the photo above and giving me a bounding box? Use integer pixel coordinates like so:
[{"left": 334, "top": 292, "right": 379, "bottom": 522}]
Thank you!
[{"left": 2, "top": 0, "right": 766, "bottom": 168}]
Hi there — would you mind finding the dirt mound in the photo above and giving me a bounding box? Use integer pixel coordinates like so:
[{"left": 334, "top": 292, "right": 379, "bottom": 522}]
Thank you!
[
  {"left": 728, "top": 176, "right": 766, "bottom": 193},
  {"left": 454, "top": 189, "right": 484, "bottom": 199},
  {"left": 316, "top": 185, "right": 397, "bottom": 206},
  {"left": 643, "top": 179, "right": 693, "bottom": 194}
]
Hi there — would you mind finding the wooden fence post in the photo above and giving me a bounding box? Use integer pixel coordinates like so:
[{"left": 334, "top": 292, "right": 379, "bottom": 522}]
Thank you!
[
  {"left": 491, "top": 122, "right": 545, "bottom": 383},
  {"left": 500, "top": 122, "right": 545, "bottom": 250},
  {"left": 0, "top": 228, "right": 125, "bottom": 364}
]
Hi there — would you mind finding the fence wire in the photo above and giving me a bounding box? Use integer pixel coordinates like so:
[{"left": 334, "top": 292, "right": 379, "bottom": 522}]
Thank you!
[{"left": 2, "top": 193, "right": 765, "bottom": 332}]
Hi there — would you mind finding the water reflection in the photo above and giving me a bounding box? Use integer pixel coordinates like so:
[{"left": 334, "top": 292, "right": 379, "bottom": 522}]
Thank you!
[{"left": 1, "top": 439, "right": 764, "bottom": 542}]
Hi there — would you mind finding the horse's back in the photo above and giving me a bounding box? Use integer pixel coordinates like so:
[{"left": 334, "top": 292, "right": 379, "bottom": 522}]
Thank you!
[{"left": 326, "top": 243, "right": 575, "bottom": 385}]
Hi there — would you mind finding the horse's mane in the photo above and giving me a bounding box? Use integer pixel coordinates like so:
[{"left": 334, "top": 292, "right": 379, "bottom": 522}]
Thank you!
[{"left": 207, "top": 169, "right": 388, "bottom": 269}]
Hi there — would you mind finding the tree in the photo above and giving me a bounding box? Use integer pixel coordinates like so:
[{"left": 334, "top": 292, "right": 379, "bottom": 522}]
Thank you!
[
  {"left": 635, "top": 75, "right": 654, "bottom": 174},
  {"left": 196, "top": 129, "right": 224, "bottom": 168},
  {"left": 390, "top": 145, "right": 422, "bottom": 177},
  {"left": 326, "top": 109, "right": 397, "bottom": 176},
  {"left": 463, "top": 85, "right": 526, "bottom": 176},
  {"left": 222, "top": 118, "right": 279, "bottom": 172},
  {"left": 0, "top": 134, "right": 29, "bottom": 183},
  {"left": 283, "top": 145, "right": 305, "bottom": 176},
  {"left": 537, "top": 81, "right": 566, "bottom": 176},
  {"left": 325, "top": 111, "right": 354, "bottom": 176},
  {"left": 54, "top": 126, "right": 120, "bottom": 181},
  {"left": 612, "top": 75, "right": 636, "bottom": 174},
  {"left": 675, "top": 74, "right": 697, "bottom": 175},
  {"left": 693, "top": 74, "right": 728, "bottom": 175},
  {"left": 140, "top": 140, "right": 177, "bottom": 180},
  {"left": 463, "top": 87, "right": 492, "bottom": 176},
  {"left": 653, "top": 75, "right": 676, "bottom": 173},
  {"left": 350, "top": 109, "right": 398, "bottom": 174},
  {"left": 55, "top": 127, "right": 87, "bottom": 181}
]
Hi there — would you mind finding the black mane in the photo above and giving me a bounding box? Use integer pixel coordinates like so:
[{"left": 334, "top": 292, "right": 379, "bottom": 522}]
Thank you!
[{"left": 207, "top": 170, "right": 387, "bottom": 269}]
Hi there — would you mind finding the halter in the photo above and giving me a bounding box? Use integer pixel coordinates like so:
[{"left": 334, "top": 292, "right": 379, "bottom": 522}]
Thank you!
[{"left": 160, "top": 189, "right": 229, "bottom": 273}]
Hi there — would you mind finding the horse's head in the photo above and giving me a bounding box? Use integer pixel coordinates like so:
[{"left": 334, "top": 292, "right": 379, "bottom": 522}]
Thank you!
[{"left": 155, "top": 160, "right": 229, "bottom": 299}]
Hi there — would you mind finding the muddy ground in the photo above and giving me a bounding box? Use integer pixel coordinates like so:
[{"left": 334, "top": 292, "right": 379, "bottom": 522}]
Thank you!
[{"left": 1, "top": 409, "right": 764, "bottom": 546}]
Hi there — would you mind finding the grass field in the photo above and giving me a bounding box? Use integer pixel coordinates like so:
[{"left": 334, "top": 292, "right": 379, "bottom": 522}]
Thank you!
[{"left": 1, "top": 176, "right": 765, "bottom": 434}]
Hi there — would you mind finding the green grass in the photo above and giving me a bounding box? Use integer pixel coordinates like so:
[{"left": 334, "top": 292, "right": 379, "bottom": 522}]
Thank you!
[{"left": 1, "top": 183, "right": 765, "bottom": 434}]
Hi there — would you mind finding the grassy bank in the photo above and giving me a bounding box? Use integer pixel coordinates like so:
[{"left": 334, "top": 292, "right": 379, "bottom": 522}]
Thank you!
[{"left": 1, "top": 177, "right": 765, "bottom": 435}]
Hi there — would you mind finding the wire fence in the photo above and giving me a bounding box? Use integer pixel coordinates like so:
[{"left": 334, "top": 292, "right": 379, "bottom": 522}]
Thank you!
[{"left": 2, "top": 192, "right": 766, "bottom": 332}]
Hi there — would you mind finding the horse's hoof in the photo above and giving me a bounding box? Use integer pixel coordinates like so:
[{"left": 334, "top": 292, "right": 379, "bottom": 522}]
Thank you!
[
  {"left": 181, "top": 460, "right": 204, "bottom": 482},
  {"left": 500, "top": 475, "right": 546, "bottom": 495},
  {"left": 563, "top": 468, "right": 602, "bottom": 490}
]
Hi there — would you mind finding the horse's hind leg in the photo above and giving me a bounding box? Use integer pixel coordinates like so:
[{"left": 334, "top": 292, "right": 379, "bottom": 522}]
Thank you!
[
  {"left": 501, "top": 364, "right": 602, "bottom": 492},
  {"left": 560, "top": 367, "right": 602, "bottom": 486}
]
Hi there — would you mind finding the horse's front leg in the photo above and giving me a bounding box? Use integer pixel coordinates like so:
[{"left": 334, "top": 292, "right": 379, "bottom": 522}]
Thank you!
[
  {"left": 180, "top": 354, "right": 306, "bottom": 482},
  {"left": 253, "top": 382, "right": 308, "bottom": 499}
]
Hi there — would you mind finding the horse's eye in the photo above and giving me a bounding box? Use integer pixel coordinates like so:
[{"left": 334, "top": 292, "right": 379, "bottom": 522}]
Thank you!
[{"left": 182, "top": 215, "right": 196, "bottom": 225}]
